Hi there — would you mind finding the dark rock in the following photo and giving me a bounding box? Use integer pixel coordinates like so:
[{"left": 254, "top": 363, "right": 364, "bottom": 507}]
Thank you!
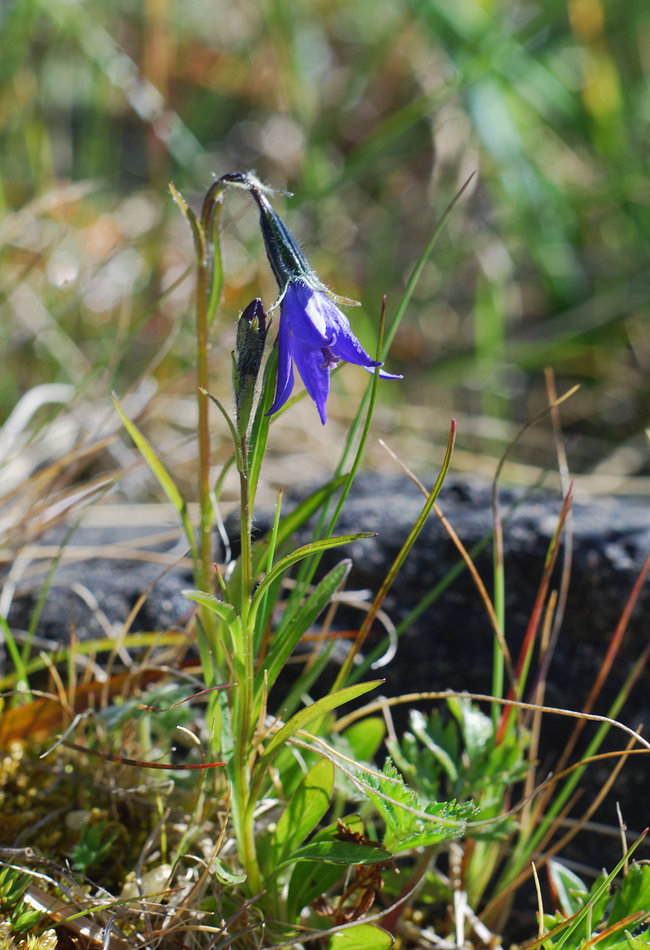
[
  {"left": 297, "top": 473, "right": 650, "bottom": 713},
  {"left": 4, "top": 474, "right": 650, "bottom": 863},
  {"left": 4, "top": 524, "right": 195, "bottom": 665},
  {"left": 237, "top": 472, "right": 650, "bottom": 864},
  {"left": 7, "top": 474, "right": 649, "bottom": 716}
]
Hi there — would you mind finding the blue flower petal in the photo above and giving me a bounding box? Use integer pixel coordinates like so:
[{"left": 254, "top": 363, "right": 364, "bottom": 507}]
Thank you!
[
  {"left": 324, "top": 298, "right": 404, "bottom": 379},
  {"left": 283, "top": 283, "right": 332, "bottom": 346},
  {"left": 267, "top": 279, "right": 401, "bottom": 424},
  {"left": 361, "top": 365, "right": 403, "bottom": 379},
  {"left": 331, "top": 321, "right": 381, "bottom": 368},
  {"left": 291, "top": 336, "right": 330, "bottom": 425},
  {"left": 267, "top": 303, "right": 295, "bottom": 417}
]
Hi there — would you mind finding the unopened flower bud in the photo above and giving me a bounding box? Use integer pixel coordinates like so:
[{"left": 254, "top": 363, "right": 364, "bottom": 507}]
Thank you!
[{"left": 233, "top": 297, "right": 268, "bottom": 433}]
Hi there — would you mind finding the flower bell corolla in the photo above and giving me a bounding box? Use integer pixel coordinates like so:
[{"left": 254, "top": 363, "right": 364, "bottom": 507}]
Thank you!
[
  {"left": 267, "top": 280, "right": 400, "bottom": 424},
  {"left": 247, "top": 182, "right": 401, "bottom": 424}
]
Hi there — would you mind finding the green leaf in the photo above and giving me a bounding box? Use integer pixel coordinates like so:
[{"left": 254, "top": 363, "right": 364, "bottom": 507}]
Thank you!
[
  {"left": 113, "top": 393, "right": 197, "bottom": 563},
  {"left": 329, "top": 924, "right": 393, "bottom": 950},
  {"left": 288, "top": 838, "right": 390, "bottom": 867},
  {"left": 0, "top": 614, "right": 29, "bottom": 692},
  {"left": 250, "top": 474, "right": 349, "bottom": 578},
  {"left": 251, "top": 680, "right": 382, "bottom": 796},
  {"left": 407, "top": 708, "right": 459, "bottom": 785},
  {"left": 273, "top": 757, "right": 335, "bottom": 862},
  {"left": 449, "top": 696, "right": 493, "bottom": 758},
  {"left": 182, "top": 590, "right": 239, "bottom": 627},
  {"left": 610, "top": 865, "right": 650, "bottom": 925},
  {"left": 260, "top": 559, "right": 351, "bottom": 695},
  {"left": 285, "top": 815, "right": 368, "bottom": 919},
  {"left": 362, "top": 759, "right": 476, "bottom": 853},
  {"left": 200, "top": 387, "right": 243, "bottom": 470},
  {"left": 548, "top": 860, "right": 589, "bottom": 917},
  {"left": 625, "top": 935, "right": 650, "bottom": 950},
  {"left": 169, "top": 181, "right": 205, "bottom": 261},
  {"left": 287, "top": 859, "right": 344, "bottom": 922},
  {"left": 250, "top": 533, "right": 374, "bottom": 625},
  {"left": 335, "top": 418, "right": 456, "bottom": 688},
  {"left": 538, "top": 838, "right": 647, "bottom": 950},
  {"left": 70, "top": 820, "right": 119, "bottom": 873},
  {"left": 226, "top": 474, "right": 349, "bottom": 612},
  {"left": 275, "top": 641, "right": 337, "bottom": 722},
  {"left": 183, "top": 590, "right": 242, "bottom": 656},
  {"left": 343, "top": 717, "right": 386, "bottom": 763},
  {"left": 393, "top": 701, "right": 530, "bottom": 832},
  {"left": 209, "top": 856, "right": 246, "bottom": 886}
]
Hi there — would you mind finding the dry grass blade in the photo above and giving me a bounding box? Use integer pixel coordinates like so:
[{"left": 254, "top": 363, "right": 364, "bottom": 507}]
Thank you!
[
  {"left": 0, "top": 661, "right": 184, "bottom": 748},
  {"left": 554, "top": 551, "right": 650, "bottom": 775},
  {"left": 334, "top": 690, "right": 650, "bottom": 752},
  {"left": 480, "top": 733, "right": 639, "bottom": 927},
  {"left": 378, "top": 436, "right": 517, "bottom": 689}
]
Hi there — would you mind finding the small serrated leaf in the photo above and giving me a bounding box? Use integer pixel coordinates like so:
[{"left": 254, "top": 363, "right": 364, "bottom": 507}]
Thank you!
[{"left": 362, "top": 758, "right": 475, "bottom": 853}]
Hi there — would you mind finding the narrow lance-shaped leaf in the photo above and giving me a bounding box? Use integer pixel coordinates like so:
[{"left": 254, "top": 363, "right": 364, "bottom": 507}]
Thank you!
[
  {"left": 183, "top": 589, "right": 242, "bottom": 658},
  {"left": 259, "top": 559, "right": 352, "bottom": 695},
  {"left": 113, "top": 394, "right": 197, "bottom": 567},
  {"left": 226, "top": 473, "right": 348, "bottom": 610},
  {"left": 273, "top": 757, "right": 335, "bottom": 863},
  {"left": 250, "top": 680, "right": 382, "bottom": 801},
  {"left": 335, "top": 418, "right": 456, "bottom": 687},
  {"left": 249, "top": 533, "right": 374, "bottom": 630},
  {"left": 169, "top": 181, "right": 205, "bottom": 263}
]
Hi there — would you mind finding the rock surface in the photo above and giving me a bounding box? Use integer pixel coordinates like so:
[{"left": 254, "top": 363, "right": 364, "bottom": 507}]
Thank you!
[
  {"left": 6, "top": 473, "right": 649, "bottom": 707},
  {"left": 5, "top": 473, "right": 650, "bottom": 852}
]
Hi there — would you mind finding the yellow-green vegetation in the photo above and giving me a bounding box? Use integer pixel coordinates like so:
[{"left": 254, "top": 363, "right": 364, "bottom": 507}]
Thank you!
[{"left": 1, "top": 2, "right": 649, "bottom": 948}]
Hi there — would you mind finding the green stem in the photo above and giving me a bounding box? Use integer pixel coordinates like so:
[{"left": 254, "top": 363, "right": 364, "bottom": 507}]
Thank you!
[
  {"left": 236, "top": 443, "right": 254, "bottom": 759},
  {"left": 238, "top": 439, "right": 253, "bottom": 631},
  {"left": 232, "top": 767, "right": 262, "bottom": 895},
  {"left": 230, "top": 432, "right": 263, "bottom": 894},
  {"left": 195, "top": 184, "right": 226, "bottom": 647},
  {"left": 196, "top": 252, "right": 212, "bottom": 595}
]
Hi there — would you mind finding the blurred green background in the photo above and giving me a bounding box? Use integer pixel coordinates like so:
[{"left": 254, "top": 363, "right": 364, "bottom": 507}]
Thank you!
[{"left": 1, "top": 0, "right": 648, "bottom": 489}]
